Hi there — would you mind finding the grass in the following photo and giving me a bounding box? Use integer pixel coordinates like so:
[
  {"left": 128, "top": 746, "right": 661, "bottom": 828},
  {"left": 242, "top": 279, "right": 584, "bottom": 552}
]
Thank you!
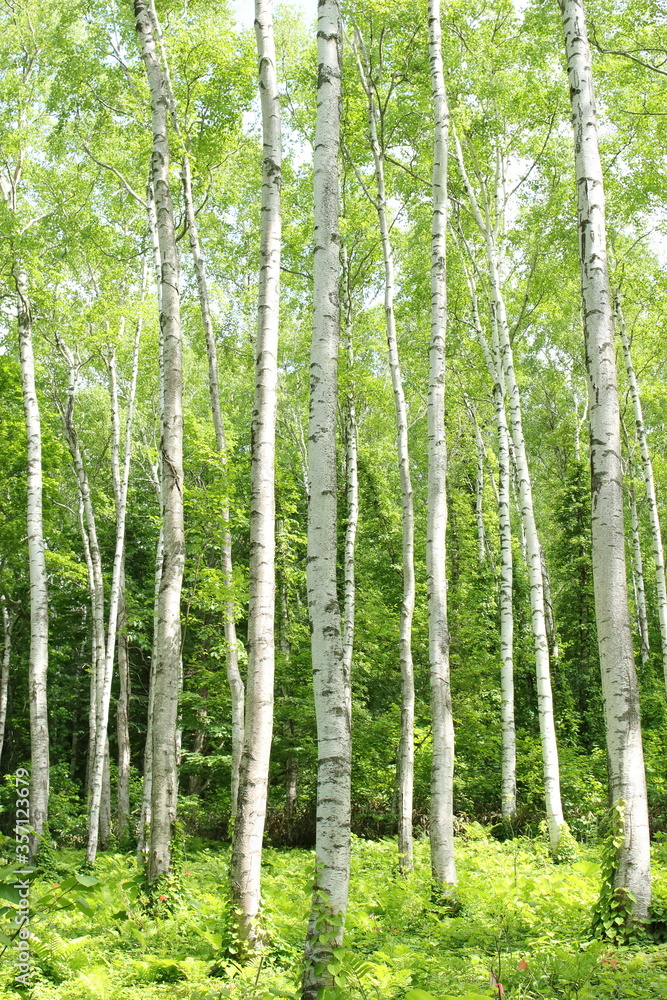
[{"left": 2, "top": 831, "right": 667, "bottom": 999}]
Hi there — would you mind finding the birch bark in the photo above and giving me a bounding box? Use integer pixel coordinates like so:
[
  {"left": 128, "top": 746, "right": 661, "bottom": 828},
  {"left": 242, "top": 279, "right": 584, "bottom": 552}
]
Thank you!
[
  {"left": 230, "top": 0, "right": 282, "bottom": 948},
  {"left": 467, "top": 283, "right": 516, "bottom": 820},
  {"left": 135, "top": 0, "right": 186, "bottom": 882},
  {"left": 453, "top": 138, "right": 564, "bottom": 851},
  {"left": 15, "top": 267, "right": 49, "bottom": 854},
  {"left": 146, "top": 0, "right": 244, "bottom": 813},
  {"left": 302, "top": 3, "right": 350, "bottom": 996},
  {"left": 351, "top": 27, "right": 415, "bottom": 874},
  {"left": 341, "top": 243, "right": 359, "bottom": 695},
  {"left": 85, "top": 324, "right": 140, "bottom": 862},
  {"left": 110, "top": 310, "right": 142, "bottom": 841},
  {"left": 559, "top": 0, "right": 651, "bottom": 918},
  {"left": 427, "top": 0, "right": 455, "bottom": 887},
  {"left": 0, "top": 601, "right": 11, "bottom": 766},
  {"left": 628, "top": 472, "right": 651, "bottom": 668},
  {"left": 615, "top": 294, "right": 667, "bottom": 686}
]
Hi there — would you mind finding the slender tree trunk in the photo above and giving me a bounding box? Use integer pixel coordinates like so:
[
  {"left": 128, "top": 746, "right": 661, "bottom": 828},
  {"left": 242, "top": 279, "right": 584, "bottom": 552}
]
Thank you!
[
  {"left": 56, "top": 343, "right": 107, "bottom": 835},
  {"left": 147, "top": 0, "right": 245, "bottom": 819},
  {"left": 559, "top": 0, "right": 651, "bottom": 918},
  {"left": 341, "top": 243, "right": 359, "bottom": 699},
  {"left": 627, "top": 469, "right": 651, "bottom": 668},
  {"left": 453, "top": 138, "right": 565, "bottom": 852},
  {"left": 15, "top": 268, "right": 50, "bottom": 855},
  {"left": 467, "top": 280, "right": 517, "bottom": 821},
  {"left": 470, "top": 411, "right": 487, "bottom": 565},
  {"left": 427, "top": 0, "right": 456, "bottom": 888},
  {"left": 351, "top": 27, "right": 416, "bottom": 874},
  {"left": 116, "top": 572, "right": 132, "bottom": 836},
  {"left": 277, "top": 524, "right": 298, "bottom": 842},
  {"left": 135, "top": 0, "right": 186, "bottom": 883},
  {"left": 86, "top": 314, "right": 139, "bottom": 862},
  {"left": 138, "top": 516, "right": 163, "bottom": 858},
  {"left": 615, "top": 294, "right": 667, "bottom": 686},
  {"left": 113, "top": 307, "right": 143, "bottom": 842},
  {"left": 0, "top": 602, "right": 12, "bottom": 766},
  {"left": 229, "top": 0, "right": 282, "bottom": 948},
  {"left": 302, "top": 4, "right": 350, "bottom": 996}
]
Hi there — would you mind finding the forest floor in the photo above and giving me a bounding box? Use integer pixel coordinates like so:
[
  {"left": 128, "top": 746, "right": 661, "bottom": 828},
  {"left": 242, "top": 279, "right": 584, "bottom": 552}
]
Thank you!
[{"left": 3, "top": 832, "right": 667, "bottom": 999}]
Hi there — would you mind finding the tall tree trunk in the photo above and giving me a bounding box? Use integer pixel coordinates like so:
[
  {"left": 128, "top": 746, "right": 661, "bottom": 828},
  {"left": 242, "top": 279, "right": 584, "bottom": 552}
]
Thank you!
[
  {"left": 427, "top": 0, "right": 456, "bottom": 888},
  {"left": 0, "top": 601, "right": 12, "bottom": 766},
  {"left": 277, "top": 523, "right": 298, "bottom": 842},
  {"left": 469, "top": 409, "right": 487, "bottom": 566},
  {"left": 453, "top": 139, "right": 565, "bottom": 853},
  {"left": 138, "top": 515, "right": 163, "bottom": 858},
  {"left": 559, "top": 0, "right": 651, "bottom": 918},
  {"left": 111, "top": 305, "right": 143, "bottom": 842},
  {"left": 627, "top": 468, "right": 651, "bottom": 668},
  {"left": 615, "top": 293, "right": 667, "bottom": 686},
  {"left": 340, "top": 243, "right": 359, "bottom": 701},
  {"left": 147, "top": 0, "right": 245, "bottom": 821},
  {"left": 230, "top": 0, "right": 282, "bottom": 949},
  {"left": 351, "top": 27, "right": 415, "bottom": 874},
  {"left": 302, "top": 4, "right": 350, "bottom": 997},
  {"left": 56, "top": 342, "right": 107, "bottom": 835},
  {"left": 83, "top": 323, "right": 139, "bottom": 862},
  {"left": 462, "top": 266, "right": 517, "bottom": 823},
  {"left": 15, "top": 268, "right": 50, "bottom": 855},
  {"left": 135, "top": 0, "right": 186, "bottom": 884},
  {"left": 116, "top": 572, "right": 132, "bottom": 837}
]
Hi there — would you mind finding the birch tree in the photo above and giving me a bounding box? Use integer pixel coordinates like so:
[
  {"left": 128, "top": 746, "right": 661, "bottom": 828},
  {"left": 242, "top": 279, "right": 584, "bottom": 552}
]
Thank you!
[
  {"left": 15, "top": 267, "right": 50, "bottom": 855},
  {"left": 615, "top": 293, "right": 667, "bottom": 686},
  {"left": 341, "top": 242, "right": 359, "bottom": 695},
  {"left": 134, "top": 0, "right": 186, "bottom": 883},
  {"left": 349, "top": 24, "right": 416, "bottom": 873},
  {"left": 0, "top": 600, "right": 12, "bottom": 766},
  {"left": 229, "top": 0, "right": 282, "bottom": 948},
  {"left": 453, "top": 137, "right": 565, "bottom": 853},
  {"left": 144, "top": 0, "right": 245, "bottom": 815},
  {"left": 302, "top": 2, "right": 350, "bottom": 995},
  {"left": 427, "top": 0, "right": 456, "bottom": 887},
  {"left": 464, "top": 277, "right": 516, "bottom": 821},
  {"left": 559, "top": 0, "right": 651, "bottom": 919}
]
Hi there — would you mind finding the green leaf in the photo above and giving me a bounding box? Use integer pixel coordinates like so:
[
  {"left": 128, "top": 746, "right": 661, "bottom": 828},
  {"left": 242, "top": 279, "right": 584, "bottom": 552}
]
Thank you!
[
  {"left": 75, "top": 873, "right": 99, "bottom": 888},
  {"left": 73, "top": 896, "right": 94, "bottom": 916}
]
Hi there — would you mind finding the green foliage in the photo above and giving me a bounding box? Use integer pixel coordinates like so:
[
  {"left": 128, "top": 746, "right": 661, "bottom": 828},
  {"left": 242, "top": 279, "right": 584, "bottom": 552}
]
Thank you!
[
  {"left": 591, "top": 801, "right": 643, "bottom": 945},
  {"left": 0, "top": 839, "right": 666, "bottom": 999}
]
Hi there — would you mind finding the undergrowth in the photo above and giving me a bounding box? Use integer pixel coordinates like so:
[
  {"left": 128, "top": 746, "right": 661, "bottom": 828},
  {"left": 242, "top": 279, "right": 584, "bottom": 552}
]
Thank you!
[{"left": 1, "top": 832, "right": 667, "bottom": 999}]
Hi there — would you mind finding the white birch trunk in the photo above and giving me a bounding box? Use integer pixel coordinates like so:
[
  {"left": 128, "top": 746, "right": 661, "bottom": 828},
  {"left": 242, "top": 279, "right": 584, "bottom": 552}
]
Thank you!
[
  {"left": 341, "top": 243, "right": 359, "bottom": 696},
  {"left": 615, "top": 294, "right": 667, "bottom": 686},
  {"left": 472, "top": 416, "right": 487, "bottom": 565},
  {"left": 427, "top": 0, "right": 456, "bottom": 887},
  {"left": 468, "top": 286, "right": 516, "bottom": 821},
  {"left": 116, "top": 571, "right": 131, "bottom": 837},
  {"left": 74, "top": 321, "right": 138, "bottom": 862},
  {"left": 147, "top": 0, "right": 245, "bottom": 815},
  {"left": 15, "top": 268, "right": 50, "bottom": 854},
  {"left": 138, "top": 515, "right": 163, "bottom": 858},
  {"left": 351, "top": 27, "right": 415, "bottom": 874},
  {"left": 55, "top": 341, "right": 106, "bottom": 827},
  {"left": 302, "top": 4, "right": 350, "bottom": 996},
  {"left": 0, "top": 602, "right": 12, "bottom": 766},
  {"left": 230, "top": 0, "right": 282, "bottom": 947},
  {"left": 628, "top": 472, "right": 651, "bottom": 668},
  {"left": 559, "top": 0, "right": 651, "bottom": 917},
  {"left": 135, "top": 0, "right": 186, "bottom": 883},
  {"left": 453, "top": 137, "right": 564, "bottom": 852}
]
